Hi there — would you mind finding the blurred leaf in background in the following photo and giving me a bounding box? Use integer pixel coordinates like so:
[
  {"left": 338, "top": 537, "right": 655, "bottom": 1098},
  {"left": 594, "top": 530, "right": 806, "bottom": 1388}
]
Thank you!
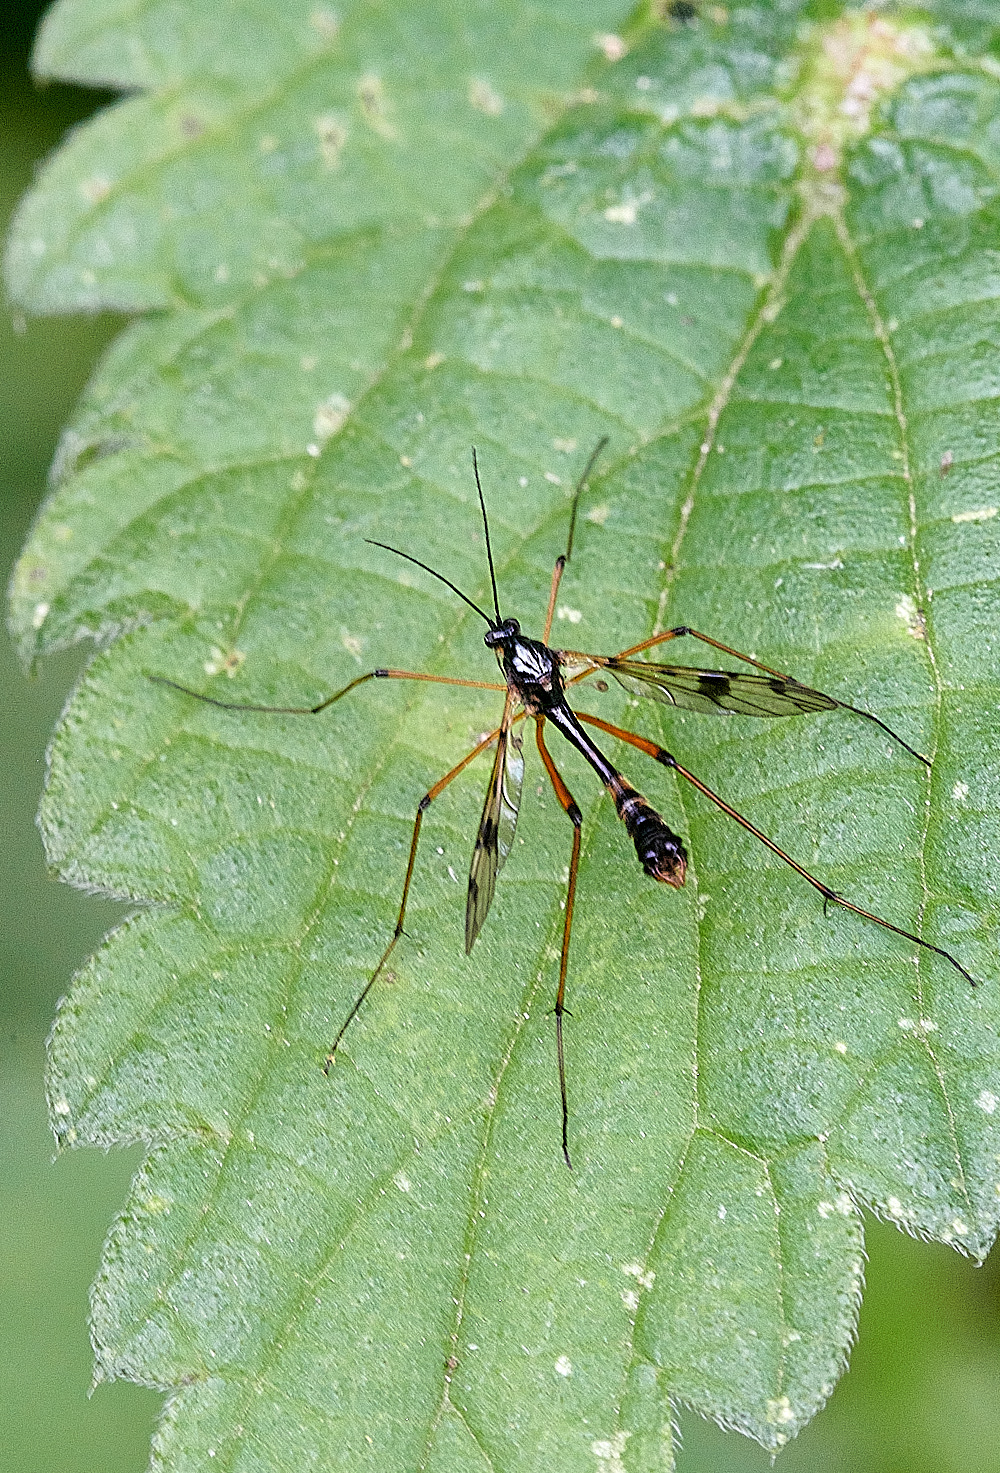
[{"left": 4, "top": 2, "right": 1000, "bottom": 1471}]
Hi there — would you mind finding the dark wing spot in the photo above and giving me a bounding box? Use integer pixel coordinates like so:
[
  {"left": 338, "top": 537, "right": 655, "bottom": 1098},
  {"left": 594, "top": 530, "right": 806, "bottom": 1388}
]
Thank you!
[{"left": 698, "top": 673, "right": 731, "bottom": 694}]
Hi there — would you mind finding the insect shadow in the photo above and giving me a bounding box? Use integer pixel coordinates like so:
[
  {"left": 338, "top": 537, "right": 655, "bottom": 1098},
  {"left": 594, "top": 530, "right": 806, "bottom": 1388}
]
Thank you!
[{"left": 151, "top": 440, "right": 976, "bottom": 1166}]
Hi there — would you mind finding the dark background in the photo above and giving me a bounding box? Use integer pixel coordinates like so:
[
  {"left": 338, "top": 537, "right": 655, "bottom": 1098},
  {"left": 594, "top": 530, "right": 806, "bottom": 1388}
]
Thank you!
[{"left": 3, "top": 4, "right": 999, "bottom": 1470}]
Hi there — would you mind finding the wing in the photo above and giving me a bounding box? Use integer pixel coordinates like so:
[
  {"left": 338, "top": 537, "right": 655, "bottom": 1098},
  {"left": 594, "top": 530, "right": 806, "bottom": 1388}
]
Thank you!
[
  {"left": 465, "top": 696, "right": 525, "bottom": 953},
  {"left": 605, "top": 659, "right": 839, "bottom": 718}
]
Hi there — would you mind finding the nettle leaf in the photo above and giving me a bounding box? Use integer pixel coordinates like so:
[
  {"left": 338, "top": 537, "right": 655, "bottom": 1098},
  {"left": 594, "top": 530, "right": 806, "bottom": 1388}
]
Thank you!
[{"left": 8, "top": 1, "right": 1000, "bottom": 1468}]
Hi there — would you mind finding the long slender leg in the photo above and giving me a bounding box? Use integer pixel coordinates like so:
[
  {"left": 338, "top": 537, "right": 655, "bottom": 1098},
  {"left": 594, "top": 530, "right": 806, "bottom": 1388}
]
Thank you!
[
  {"left": 535, "top": 717, "right": 583, "bottom": 1168},
  {"left": 149, "top": 667, "right": 506, "bottom": 715},
  {"left": 325, "top": 717, "right": 525, "bottom": 1069},
  {"left": 567, "top": 624, "right": 930, "bottom": 767},
  {"left": 542, "top": 436, "right": 609, "bottom": 643},
  {"left": 610, "top": 625, "right": 791, "bottom": 670},
  {"left": 574, "top": 709, "right": 976, "bottom": 988}
]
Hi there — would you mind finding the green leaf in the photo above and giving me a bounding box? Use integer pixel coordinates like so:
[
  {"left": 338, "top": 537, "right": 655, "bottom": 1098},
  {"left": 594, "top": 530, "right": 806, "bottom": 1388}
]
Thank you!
[{"left": 9, "top": 2, "right": 1000, "bottom": 1468}]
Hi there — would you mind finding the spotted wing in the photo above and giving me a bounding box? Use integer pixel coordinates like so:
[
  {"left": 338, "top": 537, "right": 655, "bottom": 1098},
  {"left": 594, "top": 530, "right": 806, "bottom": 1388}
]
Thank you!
[
  {"left": 605, "top": 660, "right": 839, "bottom": 718},
  {"left": 465, "top": 697, "right": 524, "bottom": 953}
]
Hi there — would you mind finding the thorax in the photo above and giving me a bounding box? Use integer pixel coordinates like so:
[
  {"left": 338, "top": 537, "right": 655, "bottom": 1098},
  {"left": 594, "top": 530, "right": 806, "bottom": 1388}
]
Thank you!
[{"left": 499, "top": 634, "right": 564, "bottom": 714}]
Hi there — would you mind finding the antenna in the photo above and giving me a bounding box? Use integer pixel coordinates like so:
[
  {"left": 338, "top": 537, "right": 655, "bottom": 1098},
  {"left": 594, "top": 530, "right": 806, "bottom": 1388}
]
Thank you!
[
  {"left": 564, "top": 435, "right": 609, "bottom": 565},
  {"left": 471, "top": 447, "right": 502, "bottom": 624},
  {"left": 365, "top": 541, "right": 494, "bottom": 625}
]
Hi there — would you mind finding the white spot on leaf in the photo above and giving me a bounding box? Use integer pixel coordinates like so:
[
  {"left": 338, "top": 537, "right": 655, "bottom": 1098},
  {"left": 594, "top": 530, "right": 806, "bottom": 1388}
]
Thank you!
[
  {"left": 80, "top": 175, "right": 112, "bottom": 205},
  {"left": 895, "top": 594, "right": 926, "bottom": 639},
  {"left": 592, "top": 1432, "right": 629, "bottom": 1471},
  {"left": 952, "top": 506, "right": 997, "bottom": 523},
  {"left": 313, "top": 391, "right": 351, "bottom": 442},
  {"left": 621, "top": 1262, "right": 655, "bottom": 1290},
  {"left": 309, "top": 8, "right": 339, "bottom": 42},
  {"left": 595, "top": 33, "right": 627, "bottom": 62},
  {"left": 468, "top": 78, "right": 503, "bottom": 115}
]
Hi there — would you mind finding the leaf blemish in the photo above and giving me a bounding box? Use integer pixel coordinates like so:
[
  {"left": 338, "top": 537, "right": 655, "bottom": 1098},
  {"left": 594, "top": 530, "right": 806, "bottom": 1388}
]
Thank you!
[
  {"left": 895, "top": 595, "right": 926, "bottom": 639},
  {"left": 468, "top": 78, "right": 504, "bottom": 116},
  {"left": 204, "top": 646, "right": 246, "bottom": 677},
  {"left": 357, "top": 75, "right": 397, "bottom": 138},
  {"left": 603, "top": 194, "right": 650, "bottom": 224},
  {"left": 591, "top": 1432, "right": 629, "bottom": 1470},
  {"left": 594, "top": 33, "right": 627, "bottom": 63},
  {"left": 309, "top": 7, "right": 339, "bottom": 42},
  {"left": 766, "top": 1396, "right": 795, "bottom": 1429},
  {"left": 797, "top": 12, "right": 936, "bottom": 176},
  {"left": 952, "top": 507, "right": 997, "bottom": 524},
  {"left": 621, "top": 1262, "right": 655, "bottom": 1290},
  {"left": 313, "top": 391, "right": 351, "bottom": 442},
  {"left": 79, "top": 175, "right": 112, "bottom": 205},
  {"left": 314, "top": 113, "right": 348, "bottom": 168}
]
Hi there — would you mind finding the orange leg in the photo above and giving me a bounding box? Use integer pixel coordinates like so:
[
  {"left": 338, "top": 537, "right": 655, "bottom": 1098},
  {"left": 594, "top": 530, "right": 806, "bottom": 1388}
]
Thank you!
[
  {"left": 535, "top": 717, "right": 583, "bottom": 1167},
  {"left": 608, "top": 625, "right": 794, "bottom": 676},
  {"left": 574, "top": 710, "right": 975, "bottom": 987},
  {"left": 149, "top": 667, "right": 506, "bottom": 714},
  {"left": 325, "top": 714, "right": 525, "bottom": 1068}
]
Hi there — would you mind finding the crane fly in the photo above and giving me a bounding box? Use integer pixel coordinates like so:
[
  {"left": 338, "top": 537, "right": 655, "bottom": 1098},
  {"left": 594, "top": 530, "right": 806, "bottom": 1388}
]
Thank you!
[{"left": 151, "top": 440, "right": 977, "bottom": 1167}]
